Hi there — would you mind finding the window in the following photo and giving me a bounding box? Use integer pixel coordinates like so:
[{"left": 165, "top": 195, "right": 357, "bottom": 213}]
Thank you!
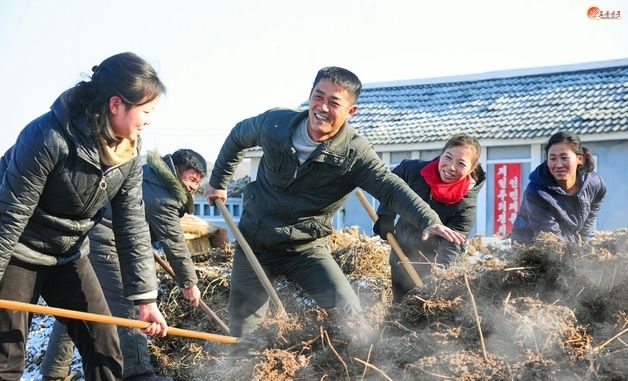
[
  {"left": 232, "top": 204, "right": 241, "bottom": 217},
  {"left": 420, "top": 150, "right": 440, "bottom": 161},
  {"left": 390, "top": 151, "right": 412, "bottom": 165}
]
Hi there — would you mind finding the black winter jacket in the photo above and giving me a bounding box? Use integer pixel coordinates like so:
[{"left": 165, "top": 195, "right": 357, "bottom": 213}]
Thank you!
[
  {"left": 0, "top": 89, "right": 156, "bottom": 296},
  {"left": 89, "top": 152, "right": 199, "bottom": 289},
  {"left": 210, "top": 109, "right": 442, "bottom": 252},
  {"left": 376, "top": 159, "right": 486, "bottom": 259},
  {"left": 144, "top": 152, "right": 198, "bottom": 287},
  {"left": 511, "top": 162, "right": 606, "bottom": 243}
]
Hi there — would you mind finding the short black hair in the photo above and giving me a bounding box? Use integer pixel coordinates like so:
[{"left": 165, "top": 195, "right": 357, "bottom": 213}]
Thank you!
[
  {"left": 171, "top": 149, "right": 207, "bottom": 178},
  {"left": 312, "top": 66, "right": 362, "bottom": 101}
]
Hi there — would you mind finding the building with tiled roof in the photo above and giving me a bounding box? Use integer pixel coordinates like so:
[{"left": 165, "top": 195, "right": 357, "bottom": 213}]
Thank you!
[
  {"left": 244, "top": 59, "right": 628, "bottom": 236},
  {"left": 354, "top": 62, "right": 628, "bottom": 145}
]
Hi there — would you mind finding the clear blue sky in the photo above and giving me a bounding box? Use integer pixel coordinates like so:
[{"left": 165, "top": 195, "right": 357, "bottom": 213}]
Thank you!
[{"left": 1, "top": 0, "right": 626, "bottom": 163}]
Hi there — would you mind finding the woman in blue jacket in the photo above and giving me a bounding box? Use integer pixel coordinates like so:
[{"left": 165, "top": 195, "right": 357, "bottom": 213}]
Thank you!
[
  {"left": 512, "top": 131, "right": 606, "bottom": 244},
  {"left": 0, "top": 52, "right": 168, "bottom": 381}
]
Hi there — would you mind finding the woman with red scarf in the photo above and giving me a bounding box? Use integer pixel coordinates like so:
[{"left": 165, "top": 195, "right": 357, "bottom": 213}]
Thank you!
[{"left": 374, "top": 134, "right": 485, "bottom": 302}]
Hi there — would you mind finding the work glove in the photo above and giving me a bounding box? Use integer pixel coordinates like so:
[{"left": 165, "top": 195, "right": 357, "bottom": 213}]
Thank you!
[{"left": 373, "top": 215, "right": 395, "bottom": 240}]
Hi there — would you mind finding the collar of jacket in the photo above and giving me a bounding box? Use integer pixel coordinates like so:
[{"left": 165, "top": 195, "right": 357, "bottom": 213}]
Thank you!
[
  {"left": 533, "top": 162, "right": 590, "bottom": 196},
  {"left": 289, "top": 110, "right": 354, "bottom": 164},
  {"left": 51, "top": 88, "right": 101, "bottom": 168},
  {"left": 146, "top": 151, "right": 195, "bottom": 213},
  {"left": 51, "top": 88, "right": 142, "bottom": 170}
]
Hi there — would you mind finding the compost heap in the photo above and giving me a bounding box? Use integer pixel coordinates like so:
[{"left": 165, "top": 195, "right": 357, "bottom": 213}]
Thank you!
[{"left": 151, "top": 228, "right": 628, "bottom": 380}]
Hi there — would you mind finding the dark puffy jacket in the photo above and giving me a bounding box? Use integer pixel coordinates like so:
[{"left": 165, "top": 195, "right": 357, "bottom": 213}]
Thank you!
[
  {"left": 511, "top": 162, "right": 606, "bottom": 243},
  {"left": 0, "top": 89, "right": 156, "bottom": 296},
  {"left": 91, "top": 152, "right": 198, "bottom": 288},
  {"left": 210, "top": 109, "right": 442, "bottom": 252},
  {"left": 377, "top": 159, "right": 486, "bottom": 260},
  {"left": 144, "top": 152, "right": 198, "bottom": 287}
]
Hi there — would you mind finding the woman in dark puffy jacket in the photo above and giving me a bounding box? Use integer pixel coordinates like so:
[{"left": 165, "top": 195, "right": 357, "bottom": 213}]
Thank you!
[
  {"left": 374, "top": 134, "right": 485, "bottom": 303},
  {"left": 0, "top": 52, "right": 168, "bottom": 381},
  {"left": 512, "top": 131, "right": 606, "bottom": 244}
]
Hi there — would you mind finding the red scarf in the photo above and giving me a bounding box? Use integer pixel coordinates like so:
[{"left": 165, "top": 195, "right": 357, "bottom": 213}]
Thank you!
[{"left": 420, "top": 159, "right": 471, "bottom": 205}]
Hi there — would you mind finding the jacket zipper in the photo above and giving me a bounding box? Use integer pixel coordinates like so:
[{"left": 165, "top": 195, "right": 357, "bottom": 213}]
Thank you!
[
  {"left": 288, "top": 145, "right": 344, "bottom": 186},
  {"left": 79, "top": 166, "right": 117, "bottom": 216}
]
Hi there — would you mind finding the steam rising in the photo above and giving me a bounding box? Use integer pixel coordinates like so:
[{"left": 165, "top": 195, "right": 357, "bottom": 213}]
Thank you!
[{"left": 149, "top": 228, "right": 627, "bottom": 380}]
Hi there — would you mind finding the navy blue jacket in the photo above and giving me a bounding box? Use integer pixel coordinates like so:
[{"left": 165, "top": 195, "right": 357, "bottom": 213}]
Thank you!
[{"left": 511, "top": 162, "right": 606, "bottom": 243}]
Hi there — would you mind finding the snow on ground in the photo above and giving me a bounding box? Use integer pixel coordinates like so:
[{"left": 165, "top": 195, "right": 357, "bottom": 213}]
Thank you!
[{"left": 22, "top": 312, "right": 84, "bottom": 381}]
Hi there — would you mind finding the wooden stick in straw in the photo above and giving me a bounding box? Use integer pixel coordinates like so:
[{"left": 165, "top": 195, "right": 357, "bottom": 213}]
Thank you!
[
  {"left": 214, "top": 199, "right": 285, "bottom": 313},
  {"left": 353, "top": 357, "right": 394, "bottom": 381},
  {"left": 153, "top": 251, "right": 230, "bottom": 335},
  {"left": 0, "top": 299, "right": 238, "bottom": 345},
  {"left": 593, "top": 327, "right": 628, "bottom": 352},
  {"left": 354, "top": 190, "right": 423, "bottom": 288},
  {"left": 463, "top": 272, "right": 488, "bottom": 362}
]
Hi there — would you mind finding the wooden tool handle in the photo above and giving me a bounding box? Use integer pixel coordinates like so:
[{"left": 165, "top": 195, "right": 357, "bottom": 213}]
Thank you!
[
  {"left": 153, "top": 252, "right": 231, "bottom": 335},
  {"left": 0, "top": 299, "right": 238, "bottom": 345},
  {"left": 214, "top": 199, "right": 285, "bottom": 313},
  {"left": 355, "top": 190, "right": 423, "bottom": 288}
]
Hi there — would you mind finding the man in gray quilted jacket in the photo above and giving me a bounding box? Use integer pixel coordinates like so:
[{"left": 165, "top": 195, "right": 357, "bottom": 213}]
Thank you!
[{"left": 41, "top": 149, "right": 207, "bottom": 381}]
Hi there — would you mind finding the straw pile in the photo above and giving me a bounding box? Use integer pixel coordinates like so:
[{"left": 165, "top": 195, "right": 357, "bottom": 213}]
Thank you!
[
  {"left": 180, "top": 214, "right": 227, "bottom": 253},
  {"left": 150, "top": 228, "right": 628, "bottom": 380}
]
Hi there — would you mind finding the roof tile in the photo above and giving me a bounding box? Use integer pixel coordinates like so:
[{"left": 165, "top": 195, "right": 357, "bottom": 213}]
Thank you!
[{"left": 347, "top": 65, "right": 628, "bottom": 143}]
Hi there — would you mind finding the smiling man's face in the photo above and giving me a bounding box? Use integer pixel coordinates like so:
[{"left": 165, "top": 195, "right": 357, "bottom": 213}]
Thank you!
[{"left": 307, "top": 79, "right": 357, "bottom": 142}]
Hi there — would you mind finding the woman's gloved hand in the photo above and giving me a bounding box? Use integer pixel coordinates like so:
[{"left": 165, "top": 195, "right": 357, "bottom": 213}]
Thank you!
[{"left": 373, "top": 215, "right": 395, "bottom": 240}]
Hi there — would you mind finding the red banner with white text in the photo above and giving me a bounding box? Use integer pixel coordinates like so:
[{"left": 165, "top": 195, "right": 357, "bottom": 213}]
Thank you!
[{"left": 493, "top": 163, "right": 522, "bottom": 236}]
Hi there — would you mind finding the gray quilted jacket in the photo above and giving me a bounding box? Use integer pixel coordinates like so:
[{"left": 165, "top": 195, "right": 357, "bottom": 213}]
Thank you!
[{"left": 90, "top": 152, "right": 198, "bottom": 288}]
